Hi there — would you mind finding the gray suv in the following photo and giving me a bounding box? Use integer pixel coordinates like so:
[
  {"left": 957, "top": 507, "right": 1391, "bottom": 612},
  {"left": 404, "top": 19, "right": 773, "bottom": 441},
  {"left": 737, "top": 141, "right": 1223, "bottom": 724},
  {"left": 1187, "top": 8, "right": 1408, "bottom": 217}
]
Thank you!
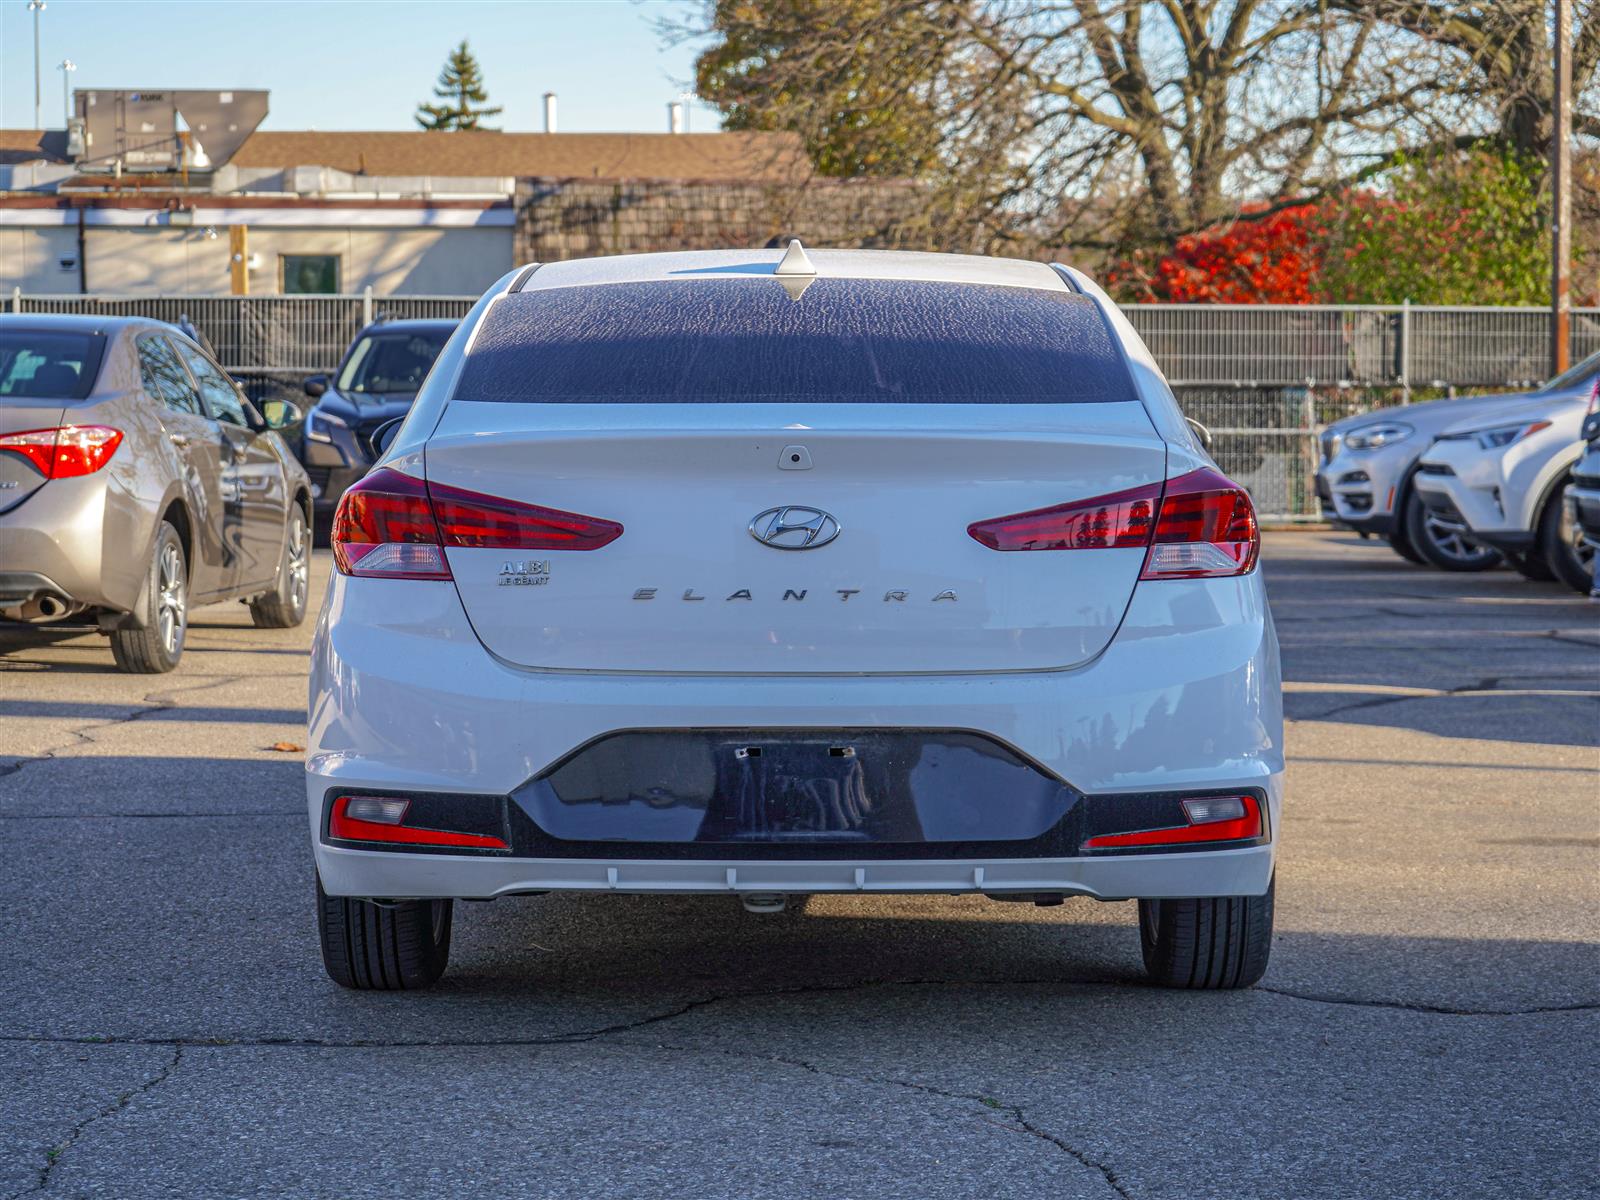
[{"left": 0, "top": 315, "right": 312, "bottom": 672}]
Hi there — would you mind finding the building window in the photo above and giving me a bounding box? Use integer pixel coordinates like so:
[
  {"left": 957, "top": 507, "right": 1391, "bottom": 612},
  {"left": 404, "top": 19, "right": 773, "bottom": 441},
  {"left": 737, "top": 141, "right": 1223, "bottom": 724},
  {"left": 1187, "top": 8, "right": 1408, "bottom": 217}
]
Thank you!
[{"left": 281, "top": 254, "right": 340, "bottom": 294}]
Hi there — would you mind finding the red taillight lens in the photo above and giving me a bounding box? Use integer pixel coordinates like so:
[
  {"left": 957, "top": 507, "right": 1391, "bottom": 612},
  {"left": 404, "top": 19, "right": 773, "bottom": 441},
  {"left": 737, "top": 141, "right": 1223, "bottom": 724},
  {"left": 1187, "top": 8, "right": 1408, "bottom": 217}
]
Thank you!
[
  {"left": 0, "top": 425, "right": 122, "bottom": 478},
  {"left": 328, "top": 795, "right": 509, "bottom": 850},
  {"left": 967, "top": 466, "right": 1258, "bottom": 578},
  {"left": 431, "top": 480, "right": 623, "bottom": 551},
  {"left": 330, "top": 468, "right": 450, "bottom": 580},
  {"left": 1081, "top": 794, "right": 1262, "bottom": 850},
  {"left": 331, "top": 467, "right": 624, "bottom": 579},
  {"left": 1140, "top": 467, "right": 1259, "bottom": 579},
  {"left": 966, "top": 481, "right": 1161, "bottom": 551}
]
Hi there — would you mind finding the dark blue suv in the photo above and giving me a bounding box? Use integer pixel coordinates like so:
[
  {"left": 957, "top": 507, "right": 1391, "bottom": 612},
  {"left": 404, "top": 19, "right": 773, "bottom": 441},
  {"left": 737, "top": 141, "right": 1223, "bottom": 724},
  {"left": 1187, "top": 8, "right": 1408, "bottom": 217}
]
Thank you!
[{"left": 300, "top": 319, "right": 456, "bottom": 517}]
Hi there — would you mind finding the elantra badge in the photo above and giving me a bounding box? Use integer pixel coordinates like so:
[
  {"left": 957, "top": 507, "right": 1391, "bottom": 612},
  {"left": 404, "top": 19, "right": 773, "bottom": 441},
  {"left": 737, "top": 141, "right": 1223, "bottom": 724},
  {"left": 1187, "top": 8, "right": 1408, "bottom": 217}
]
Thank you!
[{"left": 749, "top": 506, "right": 841, "bottom": 550}]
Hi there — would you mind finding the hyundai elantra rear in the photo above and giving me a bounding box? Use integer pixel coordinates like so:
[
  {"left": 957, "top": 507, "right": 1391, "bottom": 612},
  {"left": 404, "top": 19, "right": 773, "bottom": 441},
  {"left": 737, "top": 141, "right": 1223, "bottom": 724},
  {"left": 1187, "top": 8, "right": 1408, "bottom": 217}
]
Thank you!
[{"left": 307, "top": 247, "right": 1283, "bottom": 992}]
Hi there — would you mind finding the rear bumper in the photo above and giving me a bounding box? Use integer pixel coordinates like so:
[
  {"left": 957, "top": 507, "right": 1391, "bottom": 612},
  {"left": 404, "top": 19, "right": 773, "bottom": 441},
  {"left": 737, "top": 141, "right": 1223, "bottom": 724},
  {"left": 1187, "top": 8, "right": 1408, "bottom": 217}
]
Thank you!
[
  {"left": 314, "top": 842, "right": 1275, "bottom": 902},
  {"left": 0, "top": 474, "right": 129, "bottom": 610},
  {"left": 307, "top": 570, "right": 1284, "bottom": 899}
]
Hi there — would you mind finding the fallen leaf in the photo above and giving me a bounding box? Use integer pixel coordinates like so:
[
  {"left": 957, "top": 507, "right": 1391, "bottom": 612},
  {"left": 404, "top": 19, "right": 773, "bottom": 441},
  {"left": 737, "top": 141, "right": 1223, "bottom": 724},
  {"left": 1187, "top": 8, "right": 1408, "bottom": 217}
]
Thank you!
[{"left": 269, "top": 741, "right": 304, "bottom": 753}]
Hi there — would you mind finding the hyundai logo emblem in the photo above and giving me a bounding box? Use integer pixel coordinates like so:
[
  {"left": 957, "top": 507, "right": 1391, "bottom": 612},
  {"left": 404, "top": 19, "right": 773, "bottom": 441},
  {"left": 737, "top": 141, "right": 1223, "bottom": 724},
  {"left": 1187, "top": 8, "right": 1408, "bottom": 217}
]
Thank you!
[{"left": 749, "top": 505, "right": 842, "bottom": 550}]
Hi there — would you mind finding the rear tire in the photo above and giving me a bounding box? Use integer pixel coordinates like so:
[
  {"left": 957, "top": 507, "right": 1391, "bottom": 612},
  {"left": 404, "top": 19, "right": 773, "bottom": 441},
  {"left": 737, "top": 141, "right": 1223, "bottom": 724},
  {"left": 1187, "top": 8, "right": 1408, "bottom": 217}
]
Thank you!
[
  {"left": 1404, "top": 492, "right": 1501, "bottom": 572},
  {"left": 249, "top": 504, "right": 310, "bottom": 628},
  {"left": 1139, "top": 876, "right": 1274, "bottom": 990},
  {"left": 1537, "top": 484, "right": 1595, "bottom": 594},
  {"left": 317, "top": 876, "right": 452, "bottom": 990},
  {"left": 109, "top": 521, "right": 188, "bottom": 674}
]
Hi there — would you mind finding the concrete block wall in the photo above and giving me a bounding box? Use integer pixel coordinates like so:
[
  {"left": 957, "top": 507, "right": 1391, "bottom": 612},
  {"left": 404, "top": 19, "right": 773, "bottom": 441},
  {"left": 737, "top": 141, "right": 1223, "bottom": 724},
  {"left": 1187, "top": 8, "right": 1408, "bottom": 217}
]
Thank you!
[{"left": 516, "top": 176, "right": 925, "bottom": 261}]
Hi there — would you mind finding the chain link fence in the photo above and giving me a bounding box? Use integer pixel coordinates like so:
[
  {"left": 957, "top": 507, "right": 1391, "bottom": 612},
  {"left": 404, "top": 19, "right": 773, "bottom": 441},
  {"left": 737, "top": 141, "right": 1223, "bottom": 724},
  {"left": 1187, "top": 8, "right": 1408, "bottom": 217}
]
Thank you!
[{"left": 10, "top": 291, "right": 1597, "bottom": 521}]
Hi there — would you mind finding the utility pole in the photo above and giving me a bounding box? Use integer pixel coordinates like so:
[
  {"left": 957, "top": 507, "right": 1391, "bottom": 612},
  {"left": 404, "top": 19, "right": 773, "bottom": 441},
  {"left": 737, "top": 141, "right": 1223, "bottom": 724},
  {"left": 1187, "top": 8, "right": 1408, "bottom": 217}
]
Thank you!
[
  {"left": 28, "top": 1, "right": 46, "bottom": 130},
  {"left": 1553, "top": 0, "right": 1573, "bottom": 375}
]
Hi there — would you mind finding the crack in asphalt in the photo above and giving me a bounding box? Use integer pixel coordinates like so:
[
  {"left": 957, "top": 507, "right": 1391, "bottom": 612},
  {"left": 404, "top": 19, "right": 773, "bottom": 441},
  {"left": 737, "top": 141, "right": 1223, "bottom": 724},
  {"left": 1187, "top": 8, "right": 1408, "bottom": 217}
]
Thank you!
[
  {"left": 1257, "top": 987, "right": 1600, "bottom": 1017},
  {"left": 655, "top": 1043, "right": 1135, "bottom": 1199},
  {"left": 6, "top": 1044, "right": 182, "bottom": 1200},
  {"left": 1302, "top": 678, "right": 1599, "bottom": 721},
  {"left": 3, "top": 977, "right": 1593, "bottom": 1196},
  {"left": 3, "top": 974, "right": 1595, "bottom": 1057},
  {"left": 0, "top": 676, "right": 252, "bottom": 781}
]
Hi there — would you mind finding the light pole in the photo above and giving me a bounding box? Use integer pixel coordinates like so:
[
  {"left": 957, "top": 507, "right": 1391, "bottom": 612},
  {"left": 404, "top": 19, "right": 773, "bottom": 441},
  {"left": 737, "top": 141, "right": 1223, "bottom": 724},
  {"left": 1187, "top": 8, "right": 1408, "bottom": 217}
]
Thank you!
[
  {"left": 58, "top": 59, "right": 75, "bottom": 129},
  {"left": 1552, "top": 0, "right": 1573, "bottom": 375},
  {"left": 28, "top": 0, "right": 47, "bottom": 130}
]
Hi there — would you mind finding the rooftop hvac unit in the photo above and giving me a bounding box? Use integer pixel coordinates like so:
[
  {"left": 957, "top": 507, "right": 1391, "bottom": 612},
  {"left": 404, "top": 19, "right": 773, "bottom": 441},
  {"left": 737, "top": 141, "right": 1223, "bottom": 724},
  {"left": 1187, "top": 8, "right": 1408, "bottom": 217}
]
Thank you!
[{"left": 73, "top": 89, "right": 269, "bottom": 173}]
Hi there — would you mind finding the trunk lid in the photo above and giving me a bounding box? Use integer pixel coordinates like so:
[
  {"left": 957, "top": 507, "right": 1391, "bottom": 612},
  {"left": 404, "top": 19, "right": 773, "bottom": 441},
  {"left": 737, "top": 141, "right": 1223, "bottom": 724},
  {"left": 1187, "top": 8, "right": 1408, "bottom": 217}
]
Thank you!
[{"left": 427, "top": 401, "right": 1166, "bottom": 674}]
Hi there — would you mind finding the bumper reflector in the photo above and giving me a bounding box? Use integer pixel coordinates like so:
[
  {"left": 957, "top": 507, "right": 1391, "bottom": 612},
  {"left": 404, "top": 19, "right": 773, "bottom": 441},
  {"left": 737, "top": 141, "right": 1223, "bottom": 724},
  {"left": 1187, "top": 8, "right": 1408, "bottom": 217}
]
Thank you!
[
  {"left": 1081, "top": 794, "right": 1262, "bottom": 850},
  {"left": 328, "top": 795, "right": 509, "bottom": 850}
]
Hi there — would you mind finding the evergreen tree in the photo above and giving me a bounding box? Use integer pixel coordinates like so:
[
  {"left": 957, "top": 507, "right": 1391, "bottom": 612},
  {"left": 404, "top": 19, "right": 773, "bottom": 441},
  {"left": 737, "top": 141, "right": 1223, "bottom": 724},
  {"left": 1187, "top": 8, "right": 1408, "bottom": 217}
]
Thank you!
[{"left": 415, "top": 41, "right": 502, "bottom": 132}]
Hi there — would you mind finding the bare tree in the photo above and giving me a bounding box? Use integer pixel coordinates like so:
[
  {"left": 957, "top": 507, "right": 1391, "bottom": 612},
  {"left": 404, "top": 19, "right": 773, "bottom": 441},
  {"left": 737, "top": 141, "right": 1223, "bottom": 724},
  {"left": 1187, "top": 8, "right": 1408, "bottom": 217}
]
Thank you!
[
  {"left": 686, "top": 1, "right": 1468, "bottom": 252},
  {"left": 956, "top": 1, "right": 1462, "bottom": 248},
  {"left": 1333, "top": 1, "right": 1600, "bottom": 153}
]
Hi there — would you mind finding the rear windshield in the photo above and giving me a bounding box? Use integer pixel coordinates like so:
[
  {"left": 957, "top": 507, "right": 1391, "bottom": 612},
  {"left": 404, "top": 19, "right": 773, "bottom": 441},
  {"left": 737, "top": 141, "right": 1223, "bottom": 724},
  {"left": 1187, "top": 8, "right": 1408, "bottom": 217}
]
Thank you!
[
  {"left": 0, "top": 330, "right": 106, "bottom": 401},
  {"left": 455, "top": 279, "right": 1135, "bottom": 403}
]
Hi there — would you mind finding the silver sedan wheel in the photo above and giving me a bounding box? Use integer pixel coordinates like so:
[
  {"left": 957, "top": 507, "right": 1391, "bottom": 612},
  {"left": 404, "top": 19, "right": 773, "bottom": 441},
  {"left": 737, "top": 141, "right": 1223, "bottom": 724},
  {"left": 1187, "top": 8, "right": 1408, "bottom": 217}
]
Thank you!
[
  {"left": 156, "top": 541, "right": 187, "bottom": 656},
  {"left": 286, "top": 513, "right": 310, "bottom": 614}
]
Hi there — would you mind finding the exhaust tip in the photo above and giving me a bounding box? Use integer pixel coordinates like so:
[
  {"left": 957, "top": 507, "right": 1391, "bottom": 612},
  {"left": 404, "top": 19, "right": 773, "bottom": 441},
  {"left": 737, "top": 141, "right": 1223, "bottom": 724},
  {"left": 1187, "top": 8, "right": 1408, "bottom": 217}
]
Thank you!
[{"left": 740, "top": 893, "right": 790, "bottom": 914}]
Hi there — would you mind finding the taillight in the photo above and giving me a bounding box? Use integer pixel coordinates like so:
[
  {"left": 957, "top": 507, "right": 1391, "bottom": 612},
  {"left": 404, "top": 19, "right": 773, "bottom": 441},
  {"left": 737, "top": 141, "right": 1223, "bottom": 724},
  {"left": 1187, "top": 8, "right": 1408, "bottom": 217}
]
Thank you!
[
  {"left": 1081, "top": 794, "right": 1263, "bottom": 850},
  {"left": 431, "top": 481, "right": 623, "bottom": 551},
  {"left": 0, "top": 425, "right": 123, "bottom": 478},
  {"left": 1587, "top": 378, "right": 1599, "bottom": 417},
  {"left": 967, "top": 467, "right": 1259, "bottom": 579},
  {"left": 331, "top": 466, "right": 623, "bottom": 579},
  {"left": 966, "top": 481, "right": 1161, "bottom": 551},
  {"left": 331, "top": 468, "right": 450, "bottom": 580},
  {"left": 1140, "top": 467, "right": 1260, "bottom": 579},
  {"left": 328, "top": 795, "right": 508, "bottom": 850}
]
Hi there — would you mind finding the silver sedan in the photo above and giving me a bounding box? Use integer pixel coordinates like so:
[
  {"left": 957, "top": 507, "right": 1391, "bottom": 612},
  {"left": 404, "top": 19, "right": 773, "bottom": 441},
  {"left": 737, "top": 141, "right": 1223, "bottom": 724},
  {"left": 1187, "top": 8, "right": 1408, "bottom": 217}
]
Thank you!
[{"left": 0, "top": 314, "right": 312, "bottom": 671}]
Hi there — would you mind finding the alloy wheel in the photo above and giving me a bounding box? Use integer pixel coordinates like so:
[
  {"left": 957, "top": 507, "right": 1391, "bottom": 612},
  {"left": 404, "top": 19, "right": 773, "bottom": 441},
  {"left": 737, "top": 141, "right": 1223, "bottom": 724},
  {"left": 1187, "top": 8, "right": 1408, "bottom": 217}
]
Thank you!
[
  {"left": 157, "top": 541, "right": 187, "bottom": 656},
  {"left": 1422, "top": 512, "right": 1493, "bottom": 564},
  {"left": 287, "top": 514, "right": 310, "bottom": 613}
]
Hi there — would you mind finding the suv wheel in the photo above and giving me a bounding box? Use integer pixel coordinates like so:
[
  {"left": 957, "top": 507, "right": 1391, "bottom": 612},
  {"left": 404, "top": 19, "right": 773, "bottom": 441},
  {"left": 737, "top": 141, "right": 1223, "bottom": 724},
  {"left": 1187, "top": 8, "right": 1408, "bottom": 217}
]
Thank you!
[
  {"left": 1138, "top": 876, "right": 1274, "bottom": 989},
  {"left": 317, "top": 876, "right": 452, "bottom": 990},
  {"left": 249, "top": 505, "right": 310, "bottom": 628},
  {"left": 1538, "top": 485, "right": 1596, "bottom": 594},
  {"left": 109, "top": 521, "right": 188, "bottom": 673},
  {"left": 1404, "top": 492, "right": 1501, "bottom": 572}
]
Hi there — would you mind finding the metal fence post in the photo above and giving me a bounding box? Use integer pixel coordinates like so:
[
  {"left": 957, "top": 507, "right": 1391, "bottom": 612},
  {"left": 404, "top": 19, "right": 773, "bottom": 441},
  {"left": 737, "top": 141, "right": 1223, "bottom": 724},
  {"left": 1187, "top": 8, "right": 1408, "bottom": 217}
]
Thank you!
[
  {"left": 362, "top": 285, "right": 373, "bottom": 328},
  {"left": 10, "top": 287, "right": 19, "bottom": 314},
  {"left": 1399, "top": 299, "right": 1410, "bottom": 405}
]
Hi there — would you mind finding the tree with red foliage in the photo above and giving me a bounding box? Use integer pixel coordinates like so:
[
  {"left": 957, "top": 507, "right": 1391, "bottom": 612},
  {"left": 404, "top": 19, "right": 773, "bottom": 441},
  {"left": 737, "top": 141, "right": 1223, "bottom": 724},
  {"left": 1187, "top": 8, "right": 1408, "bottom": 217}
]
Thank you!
[{"left": 1105, "top": 203, "right": 1331, "bottom": 304}]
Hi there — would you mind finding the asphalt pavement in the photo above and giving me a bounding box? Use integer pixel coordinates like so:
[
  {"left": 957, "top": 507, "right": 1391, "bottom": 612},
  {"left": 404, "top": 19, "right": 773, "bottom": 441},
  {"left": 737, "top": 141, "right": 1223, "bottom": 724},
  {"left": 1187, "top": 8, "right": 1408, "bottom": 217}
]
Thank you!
[{"left": 1, "top": 531, "right": 1596, "bottom": 1199}]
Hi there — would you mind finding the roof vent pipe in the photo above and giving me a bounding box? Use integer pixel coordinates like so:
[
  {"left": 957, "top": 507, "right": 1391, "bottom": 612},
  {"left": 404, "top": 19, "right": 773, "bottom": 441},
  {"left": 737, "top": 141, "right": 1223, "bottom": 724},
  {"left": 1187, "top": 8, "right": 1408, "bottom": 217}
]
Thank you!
[
  {"left": 668, "top": 101, "right": 685, "bottom": 134},
  {"left": 542, "top": 92, "right": 557, "bottom": 134}
]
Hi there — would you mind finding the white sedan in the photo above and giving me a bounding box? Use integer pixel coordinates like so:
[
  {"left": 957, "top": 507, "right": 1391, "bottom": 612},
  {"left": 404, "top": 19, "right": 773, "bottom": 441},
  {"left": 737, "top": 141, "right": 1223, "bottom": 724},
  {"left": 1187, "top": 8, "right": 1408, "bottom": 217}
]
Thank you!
[{"left": 306, "top": 245, "right": 1284, "bottom": 992}]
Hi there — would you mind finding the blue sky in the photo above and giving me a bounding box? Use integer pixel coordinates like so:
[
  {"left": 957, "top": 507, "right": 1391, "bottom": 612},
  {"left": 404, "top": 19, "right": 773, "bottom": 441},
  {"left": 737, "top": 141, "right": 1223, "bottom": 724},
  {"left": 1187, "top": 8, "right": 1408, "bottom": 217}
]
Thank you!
[{"left": 0, "top": 0, "right": 721, "bottom": 132}]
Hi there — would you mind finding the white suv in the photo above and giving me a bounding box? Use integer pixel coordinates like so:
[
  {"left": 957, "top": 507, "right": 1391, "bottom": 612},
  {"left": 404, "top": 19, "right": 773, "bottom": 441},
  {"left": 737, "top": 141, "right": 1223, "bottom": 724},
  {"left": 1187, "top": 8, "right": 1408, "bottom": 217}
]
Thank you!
[{"left": 307, "top": 247, "right": 1283, "bottom": 992}]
